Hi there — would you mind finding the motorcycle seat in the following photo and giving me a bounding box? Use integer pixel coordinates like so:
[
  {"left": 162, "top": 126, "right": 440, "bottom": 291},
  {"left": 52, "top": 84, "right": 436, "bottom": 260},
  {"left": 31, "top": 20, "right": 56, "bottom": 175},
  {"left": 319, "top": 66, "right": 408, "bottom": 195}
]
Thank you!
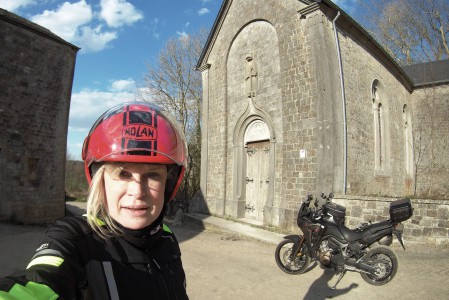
[
  {"left": 339, "top": 220, "right": 392, "bottom": 242},
  {"left": 339, "top": 225, "right": 364, "bottom": 242},
  {"left": 365, "top": 220, "right": 392, "bottom": 234}
]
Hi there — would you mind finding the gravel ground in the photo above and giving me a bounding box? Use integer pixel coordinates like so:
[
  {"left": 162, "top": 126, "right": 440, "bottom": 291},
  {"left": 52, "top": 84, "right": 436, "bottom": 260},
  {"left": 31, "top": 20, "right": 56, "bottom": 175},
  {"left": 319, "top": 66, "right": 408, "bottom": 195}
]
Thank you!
[{"left": 1, "top": 218, "right": 448, "bottom": 300}]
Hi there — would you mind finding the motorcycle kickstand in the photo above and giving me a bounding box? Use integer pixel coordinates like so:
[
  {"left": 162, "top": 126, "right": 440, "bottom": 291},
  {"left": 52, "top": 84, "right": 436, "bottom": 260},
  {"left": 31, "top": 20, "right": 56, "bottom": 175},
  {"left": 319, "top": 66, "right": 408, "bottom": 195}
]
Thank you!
[{"left": 331, "top": 270, "right": 347, "bottom": 289}]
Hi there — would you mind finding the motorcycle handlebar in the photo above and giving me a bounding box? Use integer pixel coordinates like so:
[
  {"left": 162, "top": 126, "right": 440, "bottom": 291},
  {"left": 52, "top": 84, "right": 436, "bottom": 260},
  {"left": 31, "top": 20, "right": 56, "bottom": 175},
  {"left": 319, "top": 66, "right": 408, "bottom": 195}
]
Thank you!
[{"left": 298, "top": 192, "right": 334, "bottom": 219}]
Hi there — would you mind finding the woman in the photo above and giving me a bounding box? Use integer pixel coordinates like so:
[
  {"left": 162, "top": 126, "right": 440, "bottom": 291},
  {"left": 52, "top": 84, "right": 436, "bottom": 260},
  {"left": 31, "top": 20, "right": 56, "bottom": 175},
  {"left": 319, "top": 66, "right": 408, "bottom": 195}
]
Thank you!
[{"left": 0, "top": 102, "right": 189, "bottom": 299}]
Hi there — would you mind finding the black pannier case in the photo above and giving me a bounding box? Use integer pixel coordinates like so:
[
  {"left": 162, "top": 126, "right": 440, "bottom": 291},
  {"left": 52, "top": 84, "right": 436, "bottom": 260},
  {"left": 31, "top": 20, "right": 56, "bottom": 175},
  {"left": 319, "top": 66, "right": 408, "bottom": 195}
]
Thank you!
[
  {"left": 390, "top": 198, "right": 413, "bottom": 223},
  {"left": 323, "top": 202, "right": 346, "bottom": 224}
]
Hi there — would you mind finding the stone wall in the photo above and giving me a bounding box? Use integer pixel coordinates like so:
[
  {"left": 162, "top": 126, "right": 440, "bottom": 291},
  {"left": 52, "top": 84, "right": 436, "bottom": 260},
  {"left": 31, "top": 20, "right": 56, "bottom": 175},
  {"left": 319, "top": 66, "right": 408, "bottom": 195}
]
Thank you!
[
  {"left": 279, "top": 195, "right": 449, "bottom": 246},
  {"left": 335, "top": 9, "right": 414, "bottom": 198},
  {"left": 332, "top": 195, "right": 449, "bottom": 246},
  {"left": 411, "top": 85, "right": 449, "bottom": 199},
  {"left": 0, "top": 9, "right": 78, "bottom": 223}
]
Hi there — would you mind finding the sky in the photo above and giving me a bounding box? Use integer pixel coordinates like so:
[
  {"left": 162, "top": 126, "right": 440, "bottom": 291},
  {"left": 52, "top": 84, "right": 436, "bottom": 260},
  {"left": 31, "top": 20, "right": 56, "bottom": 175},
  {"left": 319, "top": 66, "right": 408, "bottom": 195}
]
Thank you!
[{"left": 0, "top": 0, "right": 357, "bottom": 160}]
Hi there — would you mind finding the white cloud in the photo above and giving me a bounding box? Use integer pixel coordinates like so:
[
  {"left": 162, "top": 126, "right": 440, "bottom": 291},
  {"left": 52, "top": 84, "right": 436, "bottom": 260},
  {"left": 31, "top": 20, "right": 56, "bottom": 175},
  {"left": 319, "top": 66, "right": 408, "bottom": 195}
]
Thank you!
[
  {"left": 27, "top": 0, "right": 143, "bottom": 53},
  {"left": 68, "top": 126, "right": 89, "bottom": 133},
  {"left": 148, "top": 18, "right": 160, "bottom": 39},
  {"left": 69, "top": 88, "right": 139, "bottom": 129},
  {"left": 100, "top": 0, "right": 143, "bottom": 28},
  {"left": 136, "top": 87, "right": 153, "bottom": 101},
  {"left": 30, "top": 0, "right": 93, "bottom": 41},
  {"left": 68, "top": 89, "right": 137, "bottom": 159},
  {"left": 109, "top": 78, "right": 136, "bottom": 92},
  {"left": 177, "top": 31, "right": 188, "bottom": 40},
  {"left": 198, "top": 8, "right": 209, "bottom": 16},
  {"left": 66, "top": 138, "right": 85, "bottom": 160},
  {"left": 77, "top": 25, "right": 117, "bottom": 53},
  {"left": 0, "top": 0, "right": 35, "bottom": 12},
  {"left": 67, "top": 88, "right": 141, "bottom": 159}
]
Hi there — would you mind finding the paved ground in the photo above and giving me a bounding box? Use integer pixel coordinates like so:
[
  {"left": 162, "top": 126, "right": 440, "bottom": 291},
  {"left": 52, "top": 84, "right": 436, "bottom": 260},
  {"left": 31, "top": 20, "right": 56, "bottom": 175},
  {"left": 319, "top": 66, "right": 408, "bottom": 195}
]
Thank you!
[{"left": 1, "top": 202, "right": 449, "bottom": 299}]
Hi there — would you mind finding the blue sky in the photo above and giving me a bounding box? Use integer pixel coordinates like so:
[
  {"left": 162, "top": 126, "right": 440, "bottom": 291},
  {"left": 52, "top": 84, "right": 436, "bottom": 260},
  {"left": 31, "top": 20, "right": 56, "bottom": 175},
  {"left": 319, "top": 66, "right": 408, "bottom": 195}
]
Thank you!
[{"left": 0, "top": 0, "right": 357, "bottom": 160}]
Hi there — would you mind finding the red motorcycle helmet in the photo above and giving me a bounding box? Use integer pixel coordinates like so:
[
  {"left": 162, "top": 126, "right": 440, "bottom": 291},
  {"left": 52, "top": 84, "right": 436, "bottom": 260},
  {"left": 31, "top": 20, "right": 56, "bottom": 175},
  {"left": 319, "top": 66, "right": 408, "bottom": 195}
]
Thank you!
[{"left": 82, "top": 101, "right": 187, "bottom": 201}]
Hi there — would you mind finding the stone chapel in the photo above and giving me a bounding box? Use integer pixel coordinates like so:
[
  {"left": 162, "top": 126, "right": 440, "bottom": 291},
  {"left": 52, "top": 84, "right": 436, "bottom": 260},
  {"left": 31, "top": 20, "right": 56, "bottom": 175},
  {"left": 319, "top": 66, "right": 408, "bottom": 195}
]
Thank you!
[{"left": 194, "top": 0, "right": 449, "bottom": 244}]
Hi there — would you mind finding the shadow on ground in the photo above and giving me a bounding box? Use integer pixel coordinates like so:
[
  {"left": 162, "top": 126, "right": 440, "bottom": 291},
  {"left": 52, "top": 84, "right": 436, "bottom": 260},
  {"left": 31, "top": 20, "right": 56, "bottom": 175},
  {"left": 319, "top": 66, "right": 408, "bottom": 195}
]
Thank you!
[
  {"left": 303, "top": 268, "right": 358, "bottom": 299},
  {"left": 165, "top": 214, "right": 206, "bottom": 244}
]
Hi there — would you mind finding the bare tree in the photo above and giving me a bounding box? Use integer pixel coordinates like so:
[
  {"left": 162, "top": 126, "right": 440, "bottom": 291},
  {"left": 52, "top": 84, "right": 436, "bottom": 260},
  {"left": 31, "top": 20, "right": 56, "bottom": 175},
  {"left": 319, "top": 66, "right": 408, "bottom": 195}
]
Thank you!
[
  {"left": 139, "top": 28, "right": 209, "bottom": 212},
  {"left": 65, "top": 151, "right": 88, "bottom": 200},
  {"left": 358, "top": 0, "right": 449, "bottom": 65}
]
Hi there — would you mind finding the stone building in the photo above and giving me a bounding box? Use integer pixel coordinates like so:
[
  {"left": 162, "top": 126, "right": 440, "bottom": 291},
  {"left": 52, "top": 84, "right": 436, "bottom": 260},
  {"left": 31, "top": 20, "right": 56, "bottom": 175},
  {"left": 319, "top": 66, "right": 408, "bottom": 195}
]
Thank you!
[
  {"left": 0, "top": 9, "right": 79, "bottom": 223},
  {"left": 195, "top": 0, "right": 449, "bottom": 244}
]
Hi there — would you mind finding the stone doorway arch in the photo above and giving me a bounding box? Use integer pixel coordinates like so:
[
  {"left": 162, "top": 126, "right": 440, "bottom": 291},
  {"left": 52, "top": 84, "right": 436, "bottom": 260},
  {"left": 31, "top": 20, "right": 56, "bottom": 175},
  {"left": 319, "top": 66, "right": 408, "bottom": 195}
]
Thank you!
[{"left": 233, "top": 112, "right": 275, "bottom": 226}]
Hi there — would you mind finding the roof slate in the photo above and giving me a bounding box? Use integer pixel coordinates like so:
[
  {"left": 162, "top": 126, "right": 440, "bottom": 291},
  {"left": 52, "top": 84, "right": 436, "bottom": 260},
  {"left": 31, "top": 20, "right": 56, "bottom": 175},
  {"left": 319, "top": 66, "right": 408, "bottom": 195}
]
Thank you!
[{"left": 402, "top": 59, "right": 449, "bottom": 87}]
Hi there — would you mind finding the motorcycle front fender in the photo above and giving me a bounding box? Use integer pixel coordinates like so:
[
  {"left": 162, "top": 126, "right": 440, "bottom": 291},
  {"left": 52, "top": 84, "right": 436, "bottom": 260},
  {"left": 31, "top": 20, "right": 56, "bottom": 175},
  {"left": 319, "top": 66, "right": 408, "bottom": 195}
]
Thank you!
[
  {"left": 283, "top": 235, "right": 305, "bottom": 258},
  {"left": 283, "top": 234, "right": 301, "bottom": 243}
]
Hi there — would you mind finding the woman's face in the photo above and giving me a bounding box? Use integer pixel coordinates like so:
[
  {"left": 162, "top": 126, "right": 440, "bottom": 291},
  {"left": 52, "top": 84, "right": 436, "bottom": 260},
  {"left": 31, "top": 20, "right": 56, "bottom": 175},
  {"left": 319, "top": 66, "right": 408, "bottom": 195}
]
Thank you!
[{"left": 104, "top": 163, "right": 167, "bottom": 230}]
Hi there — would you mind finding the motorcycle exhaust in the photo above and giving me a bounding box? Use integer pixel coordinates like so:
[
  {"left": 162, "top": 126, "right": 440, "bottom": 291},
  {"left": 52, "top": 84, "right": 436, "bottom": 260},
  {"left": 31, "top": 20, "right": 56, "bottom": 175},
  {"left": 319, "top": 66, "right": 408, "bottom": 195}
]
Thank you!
[{"left": 346, "top": 258, "right": 376, "bottom": 274}]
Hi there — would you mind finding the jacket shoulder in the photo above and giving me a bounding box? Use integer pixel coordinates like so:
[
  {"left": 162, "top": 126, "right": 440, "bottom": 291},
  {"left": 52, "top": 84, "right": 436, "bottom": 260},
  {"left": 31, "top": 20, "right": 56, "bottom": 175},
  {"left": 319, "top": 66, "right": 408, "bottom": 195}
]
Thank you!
[
  {"left": 45, "top": 215, "right": 92, "bottom": 239},
  {"left": 157, "top": 224, "right": 182, "bottom": 258}
]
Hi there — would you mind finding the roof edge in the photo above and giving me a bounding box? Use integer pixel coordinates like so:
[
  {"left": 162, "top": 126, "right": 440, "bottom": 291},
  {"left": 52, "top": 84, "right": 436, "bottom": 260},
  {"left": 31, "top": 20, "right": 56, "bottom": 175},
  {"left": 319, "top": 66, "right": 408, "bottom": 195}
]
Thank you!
[
  {"left": 0, "top": 8, "right": 80, "bottom": 51},
  {"left": 319, "top": 0, "right": 414, "bottom": 90},
  {"left": 196, "top": 0, "right": 231, "bottom": 70}
]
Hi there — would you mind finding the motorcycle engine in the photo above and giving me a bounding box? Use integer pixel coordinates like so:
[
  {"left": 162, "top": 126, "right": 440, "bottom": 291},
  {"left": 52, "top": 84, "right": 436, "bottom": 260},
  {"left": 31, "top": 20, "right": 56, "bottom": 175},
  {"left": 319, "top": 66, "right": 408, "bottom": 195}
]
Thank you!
[{"left": 317, "top": 240, "right": 333, "bottom": 266}]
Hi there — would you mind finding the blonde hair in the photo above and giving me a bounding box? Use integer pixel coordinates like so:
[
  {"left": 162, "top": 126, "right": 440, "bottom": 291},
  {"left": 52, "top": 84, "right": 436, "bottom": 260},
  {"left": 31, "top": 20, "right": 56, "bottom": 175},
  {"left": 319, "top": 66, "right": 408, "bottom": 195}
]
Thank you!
[{"left": 86, "top": 164, "right": 122, "bottom": 239}]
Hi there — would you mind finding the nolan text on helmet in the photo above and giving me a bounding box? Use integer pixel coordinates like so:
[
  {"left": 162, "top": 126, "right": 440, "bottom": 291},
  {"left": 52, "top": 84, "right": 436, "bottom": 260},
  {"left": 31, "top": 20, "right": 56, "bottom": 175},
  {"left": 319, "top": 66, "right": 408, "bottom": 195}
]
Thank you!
[{"left": 123, "top": 125, "right": 157, "bottom": 140}]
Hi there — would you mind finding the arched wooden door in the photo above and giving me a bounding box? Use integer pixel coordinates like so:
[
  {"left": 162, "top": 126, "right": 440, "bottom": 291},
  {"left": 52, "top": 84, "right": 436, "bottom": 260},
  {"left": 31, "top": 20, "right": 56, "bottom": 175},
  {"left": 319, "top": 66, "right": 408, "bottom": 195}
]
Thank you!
[{"left": 245, "top": 140, "right": 270, "bottom": 222}]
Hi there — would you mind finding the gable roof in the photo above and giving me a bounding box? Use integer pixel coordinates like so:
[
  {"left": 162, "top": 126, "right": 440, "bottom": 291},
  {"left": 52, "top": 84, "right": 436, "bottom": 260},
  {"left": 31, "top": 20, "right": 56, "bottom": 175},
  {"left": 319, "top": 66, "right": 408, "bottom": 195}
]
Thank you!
[
  {"left": 195, "top": 0, "right": 400, "bottom": 70},
  {"left": 197, "top": 1, "right": 449, "bottom": 90},
  {"left": 195, "top": 0, "right": 413, "bottom": 86}
]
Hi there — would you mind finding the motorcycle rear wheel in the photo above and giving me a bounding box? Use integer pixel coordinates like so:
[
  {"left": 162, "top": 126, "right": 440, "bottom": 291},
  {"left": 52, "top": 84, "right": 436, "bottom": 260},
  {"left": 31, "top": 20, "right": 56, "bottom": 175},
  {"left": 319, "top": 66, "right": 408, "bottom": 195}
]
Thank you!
[
  {"left": 360, "top": 245, "right": 398, "bottom": 285},
  {"left": 275, "top": 238, "right": 310, "bottom": 274}
]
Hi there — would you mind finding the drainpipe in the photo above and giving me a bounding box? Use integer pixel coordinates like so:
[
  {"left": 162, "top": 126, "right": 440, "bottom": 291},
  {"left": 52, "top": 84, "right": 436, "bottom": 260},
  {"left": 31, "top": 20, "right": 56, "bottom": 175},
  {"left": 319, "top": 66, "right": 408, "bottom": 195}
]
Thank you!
[{"left": 332, "top": 11, "right": 347, "bottom": 194}]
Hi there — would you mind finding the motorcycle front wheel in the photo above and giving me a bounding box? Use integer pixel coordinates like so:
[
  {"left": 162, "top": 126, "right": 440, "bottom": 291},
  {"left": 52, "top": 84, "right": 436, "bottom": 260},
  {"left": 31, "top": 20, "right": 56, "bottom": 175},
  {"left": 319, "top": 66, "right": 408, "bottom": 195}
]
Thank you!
[
  {"left": 275, "top": 238, "right": 310, "bottom": 274},
  {"left": 360, "top": 245, "right": 398, "bottom": 285}
]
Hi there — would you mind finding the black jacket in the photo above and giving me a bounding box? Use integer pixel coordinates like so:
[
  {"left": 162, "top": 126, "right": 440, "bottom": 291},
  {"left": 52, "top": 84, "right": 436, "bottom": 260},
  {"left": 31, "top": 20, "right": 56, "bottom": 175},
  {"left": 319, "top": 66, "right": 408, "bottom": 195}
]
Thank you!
[{"left": 0, "top": 216, "right": 188, "bottom": 300}]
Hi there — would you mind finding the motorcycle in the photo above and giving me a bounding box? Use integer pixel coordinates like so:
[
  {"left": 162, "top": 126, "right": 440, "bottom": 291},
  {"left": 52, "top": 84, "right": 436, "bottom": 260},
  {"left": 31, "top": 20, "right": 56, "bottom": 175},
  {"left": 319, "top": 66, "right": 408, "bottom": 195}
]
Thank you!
[{"left": 275, "top": 193, "right": 413, "bottom": 288}]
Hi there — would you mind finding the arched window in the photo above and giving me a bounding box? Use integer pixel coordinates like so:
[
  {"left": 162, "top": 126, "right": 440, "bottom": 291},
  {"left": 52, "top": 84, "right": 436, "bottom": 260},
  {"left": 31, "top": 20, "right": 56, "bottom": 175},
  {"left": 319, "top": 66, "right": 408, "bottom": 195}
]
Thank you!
[{"left": 372, "top": 80, "right": 390, "bottom": 173}]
